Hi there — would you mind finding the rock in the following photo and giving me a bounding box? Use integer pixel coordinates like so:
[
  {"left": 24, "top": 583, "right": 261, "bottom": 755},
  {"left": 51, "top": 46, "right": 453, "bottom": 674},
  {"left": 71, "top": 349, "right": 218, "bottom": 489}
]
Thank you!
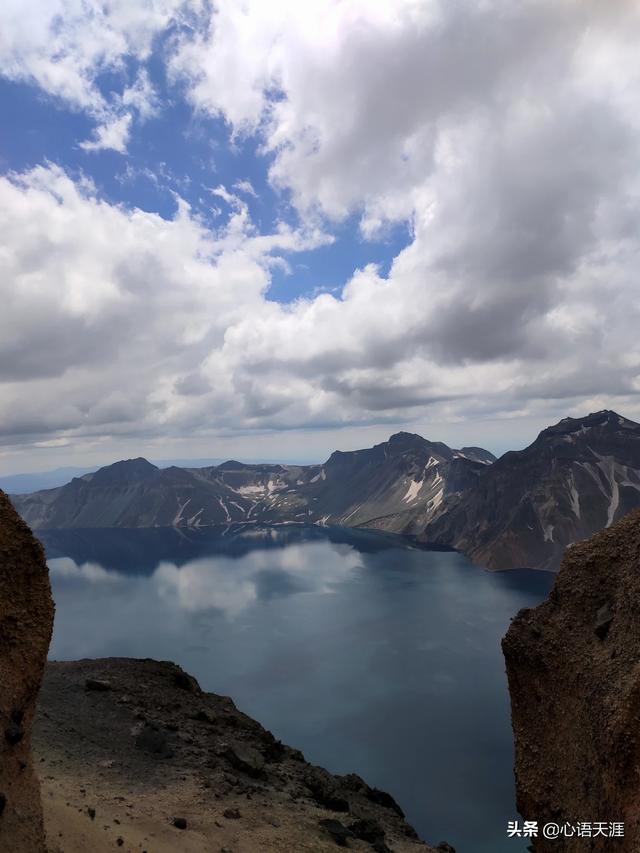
[
  {"left": 349, "top": 816, "right": 385, "bottom": 842},
  {"left": 503, "top": 509, "right": 640, "bottom": 851},
  {"left": 192, "top": 709, "right": 216, "bottom": 724},
  {"left": 172, "top": 670, "right": 200, "bottom": 693},
  {"left": 223, "top": 808, "right": 241, "bottom": 820},
  {"left": 84, "top": 678, "right": 112, "bottom": 692},
  {"left": 134, "top": 724, "right": 174, "bottom": 759},
  {"left": 172, "top": 816, "right": 187, "bottom": 830},
  {"left": 594, "top": 602, "right": 614, "bottom": 640},
  {"left": 0, "top": 490, "right": 54, "bottom": 853},
  {"left": 225, "top": 744, "right": 265, "bottom": 777},
  {"left": 5, "top": 722, "right": 25, "bottom": 745},
  {"left": 372, "top": 841, "right": 392, "bottom": 853},
  {"left": 318, "top": 818, "right": 353, "bottom": 847},
  {"left": 366, "top": 787, "right": 404, "bottom": 817},
  {"left": 436, "top": 844, "right": 456, "bottom": 853},
  {"left": 305, "top": 768, "right": 349, "bottom": 812}
]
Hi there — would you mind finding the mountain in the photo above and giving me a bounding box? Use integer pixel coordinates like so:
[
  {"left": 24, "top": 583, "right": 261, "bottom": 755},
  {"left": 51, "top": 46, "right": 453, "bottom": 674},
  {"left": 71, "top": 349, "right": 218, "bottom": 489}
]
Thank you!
[
  {"left": 11, "top": 433, "right": 493, "bottom": 536},
  {"left": 12, "top": 410, "right": 640, "bottom": 570},
  {"left": 426, "top": 410, "right": 640, "bottom": 569},
  {"left": 0, "top": 466, "right": 98, "bottom": 494}
]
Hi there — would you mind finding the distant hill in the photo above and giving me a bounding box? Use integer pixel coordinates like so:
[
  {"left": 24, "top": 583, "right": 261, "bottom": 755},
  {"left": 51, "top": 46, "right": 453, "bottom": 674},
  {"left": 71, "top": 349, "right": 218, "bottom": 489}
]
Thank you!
[
  {"left": 0, "top": 467, "right": 97, "bottom": 494},
  {"left": 11, "top": 410, "right": 640, "bottom": 570},
  {"left": 11, "top": 432, "right": 493, "bottom": 540}
]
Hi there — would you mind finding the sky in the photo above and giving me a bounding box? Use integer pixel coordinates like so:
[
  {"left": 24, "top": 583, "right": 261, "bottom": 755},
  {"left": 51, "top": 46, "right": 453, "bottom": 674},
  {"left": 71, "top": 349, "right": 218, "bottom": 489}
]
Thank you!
[{"left": 1, "top": 0, "right": 640, "bottom": 474}]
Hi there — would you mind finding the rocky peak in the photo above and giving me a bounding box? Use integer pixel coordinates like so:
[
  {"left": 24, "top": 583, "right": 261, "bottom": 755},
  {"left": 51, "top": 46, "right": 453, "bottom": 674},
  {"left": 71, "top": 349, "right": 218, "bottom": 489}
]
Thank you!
[
  {"left": 538, "top": 409, "right": 640, "bottom": 441},
  {"left": 455, "top": 446, "right": 497, "bottom": 465},
  {"left": 90, "top": 457, "right": 159, "bottom": 486}
]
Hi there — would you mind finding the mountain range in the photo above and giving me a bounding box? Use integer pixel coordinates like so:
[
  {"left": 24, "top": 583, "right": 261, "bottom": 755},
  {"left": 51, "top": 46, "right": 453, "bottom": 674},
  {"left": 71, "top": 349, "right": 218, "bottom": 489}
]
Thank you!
[{"left": 11, "top": 410, "right": 640, "bottom": 570}]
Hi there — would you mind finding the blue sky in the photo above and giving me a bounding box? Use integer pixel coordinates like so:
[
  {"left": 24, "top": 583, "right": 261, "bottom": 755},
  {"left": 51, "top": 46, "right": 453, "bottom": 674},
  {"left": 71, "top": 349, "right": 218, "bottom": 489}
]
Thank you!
[
  {"left": 0, "top": 1, "right": 639, "bottom": 474},
  {"left": 1, "top": 58, "right": 410, "bottom": 305}
]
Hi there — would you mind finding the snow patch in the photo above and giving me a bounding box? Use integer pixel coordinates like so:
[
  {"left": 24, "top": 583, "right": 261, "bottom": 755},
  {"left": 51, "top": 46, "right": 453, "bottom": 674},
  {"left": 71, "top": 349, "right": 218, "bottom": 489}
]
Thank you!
[
  {"left": 173, "top": 497, "right": 191, "bottom": 526},
  {"left": 567, "top": 471, "right": 581, "bottom": 519},
  {"left": 427, "top": 487, "right": 444, "bottom": 512},
  {"left": 342, "top": 504, "right": 361, "bottom": 522},
  {"left": 237, "top": 484, "right": 266, "bottom": 496},
  {"left": 594, "top": 455, "right": 620, "bottom": 527},
  {"left": 187, "top": 507, "right": 204, "bottom": 527},
  {"left": 402, "top": 479, "right": 423, "bottom": 504},
  {"left": 216, "top": 496, "right": 231, "bottom": 522}
]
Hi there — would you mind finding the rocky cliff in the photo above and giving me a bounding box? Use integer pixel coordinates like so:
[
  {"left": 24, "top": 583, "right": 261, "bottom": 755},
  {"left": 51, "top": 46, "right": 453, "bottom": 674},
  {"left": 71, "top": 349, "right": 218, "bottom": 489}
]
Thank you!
[
  {"left": 0, "top": 489, "right": 54, "bottom": 852},
  {"left": 34, "top": 658, "right": 450, "bottom": 853},
  {"left": 503, "top": 508, "right": 640, "bottom": 852}
]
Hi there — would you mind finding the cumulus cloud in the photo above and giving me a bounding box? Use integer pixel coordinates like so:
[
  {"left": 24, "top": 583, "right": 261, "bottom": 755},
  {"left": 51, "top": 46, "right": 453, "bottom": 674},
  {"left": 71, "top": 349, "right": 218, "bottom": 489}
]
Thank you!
[
  {"left": 1, "top": 156, "right": 638, "bottom": 451},
  {"left": 1, "top": 1, "right": 640, "bottom": 454},
  {"left": 0, "top": 164, "right": 330, "bottom": 442},
  {"left": 80, "top": 113, "right": 132, "bottom": 153}
]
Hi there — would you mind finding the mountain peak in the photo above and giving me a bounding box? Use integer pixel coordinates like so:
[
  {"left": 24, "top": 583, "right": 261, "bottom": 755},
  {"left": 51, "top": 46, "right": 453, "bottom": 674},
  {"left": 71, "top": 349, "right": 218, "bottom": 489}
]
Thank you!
[
  {"left": 540, "top": 410, "right": 640, "bottom": 440},
  {"left": 387, "top": 431, "right": 429, "bottom": 446},
  {"left": 90, "top": 457, "right": 159, "bottom": 486}
]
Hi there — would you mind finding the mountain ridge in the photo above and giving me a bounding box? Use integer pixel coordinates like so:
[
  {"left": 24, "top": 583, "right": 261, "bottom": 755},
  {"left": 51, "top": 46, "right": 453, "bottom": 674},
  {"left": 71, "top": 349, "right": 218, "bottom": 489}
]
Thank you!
[{"left": 11, "top": 412, "right": 640, "bottom": 570}]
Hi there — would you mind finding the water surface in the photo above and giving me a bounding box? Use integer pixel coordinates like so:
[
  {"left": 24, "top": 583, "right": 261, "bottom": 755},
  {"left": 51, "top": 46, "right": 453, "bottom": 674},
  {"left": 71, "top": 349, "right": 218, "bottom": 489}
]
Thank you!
[{"left": 41, "top": 524, "right": 553, "bottom": 853}]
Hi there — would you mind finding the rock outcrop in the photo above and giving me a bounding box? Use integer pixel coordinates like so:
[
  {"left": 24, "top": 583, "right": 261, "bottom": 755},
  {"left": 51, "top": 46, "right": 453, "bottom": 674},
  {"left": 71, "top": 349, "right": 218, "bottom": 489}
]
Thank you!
[
  {"left": 0, "top": 489, "right": 54, "bottom": 852},
  {"left": 34, "top": 657, "right": 449, "bottom": 853},
  {"left": 503, "top": 508, "right": 640, "bottom": 851}
]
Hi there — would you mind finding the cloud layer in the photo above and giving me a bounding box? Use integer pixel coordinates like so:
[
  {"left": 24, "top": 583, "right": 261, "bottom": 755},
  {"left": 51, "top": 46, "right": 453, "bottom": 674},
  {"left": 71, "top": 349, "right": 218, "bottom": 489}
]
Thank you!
[{"left": 1, "top": 0, "right": 640, "bottom": 456}]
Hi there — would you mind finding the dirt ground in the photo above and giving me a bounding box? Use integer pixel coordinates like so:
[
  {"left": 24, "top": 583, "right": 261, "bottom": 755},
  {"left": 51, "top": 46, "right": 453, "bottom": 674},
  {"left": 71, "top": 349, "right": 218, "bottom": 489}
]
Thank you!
[{"left": 33, "top": 658, "right": 442, "bottom": 853}]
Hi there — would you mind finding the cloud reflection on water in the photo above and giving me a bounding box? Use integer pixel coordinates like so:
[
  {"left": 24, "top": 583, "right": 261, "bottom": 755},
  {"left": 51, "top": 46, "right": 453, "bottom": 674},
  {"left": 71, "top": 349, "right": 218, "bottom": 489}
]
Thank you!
[{"left": 48, "top": 539, "right": 362, "bottom": 618}]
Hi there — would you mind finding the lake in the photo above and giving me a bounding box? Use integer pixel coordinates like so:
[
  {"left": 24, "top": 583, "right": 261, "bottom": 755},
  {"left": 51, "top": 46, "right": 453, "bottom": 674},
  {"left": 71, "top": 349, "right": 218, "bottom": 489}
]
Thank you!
[{"left": 40, "top": 524, "right": 553, "bottom": 853}]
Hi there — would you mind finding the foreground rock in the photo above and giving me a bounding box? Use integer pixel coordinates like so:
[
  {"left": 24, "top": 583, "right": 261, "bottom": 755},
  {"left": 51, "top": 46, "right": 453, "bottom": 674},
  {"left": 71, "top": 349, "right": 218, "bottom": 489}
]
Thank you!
[
  {"left": 0, "top": 489, "right": 54, "bottom": 852},
  {"left": 503, "top": 509, "right": 640, "bottom": 851},
  {"left": 34, "top": 658, "right": 449, "bottom": 853}
]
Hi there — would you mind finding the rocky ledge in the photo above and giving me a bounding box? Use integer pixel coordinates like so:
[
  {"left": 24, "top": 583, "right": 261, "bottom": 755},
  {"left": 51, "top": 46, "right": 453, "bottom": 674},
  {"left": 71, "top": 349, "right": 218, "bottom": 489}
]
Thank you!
[
  {"left": 503, "top": 508, "right": 640, "bottom": 852},
  {"left": 34, "top": 657, "right": 452, "bottom": 853}
]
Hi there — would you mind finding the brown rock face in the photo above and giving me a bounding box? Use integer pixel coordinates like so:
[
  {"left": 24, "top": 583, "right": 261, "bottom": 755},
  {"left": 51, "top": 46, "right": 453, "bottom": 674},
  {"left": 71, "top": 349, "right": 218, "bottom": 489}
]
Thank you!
[
  {"left": 503, "top": 508, "right": 640, "bottom": 852},
  {"left": 0, "top": 490, "right": 54, "bottom": 852}
]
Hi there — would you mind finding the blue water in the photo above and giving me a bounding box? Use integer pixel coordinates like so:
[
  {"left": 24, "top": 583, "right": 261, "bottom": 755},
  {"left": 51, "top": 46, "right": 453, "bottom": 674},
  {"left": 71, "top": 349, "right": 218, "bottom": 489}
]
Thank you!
[{"left": 40, "top": 524, "right": 553, "bottom": 853}]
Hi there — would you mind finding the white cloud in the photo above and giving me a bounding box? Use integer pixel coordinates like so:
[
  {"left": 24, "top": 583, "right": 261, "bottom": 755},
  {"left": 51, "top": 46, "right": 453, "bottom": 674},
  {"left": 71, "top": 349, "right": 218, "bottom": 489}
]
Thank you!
[
  {"left": 1, "top": 1, "right": 640, "bottom": 458},
  {"left": 233, "top": 179, "right": 258, "bottom": 198},
  {"left": 0, "top": 0, "right": 193, "bottom": 151},
  {"left": 80, "top": 113, "right": 132, "bottom": 153},
  {"left": 0, "top": 165, "right": 334, "bottom": 444},
  {"left": 0, "top": 159, "right": 639, "bottom": 457}
]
